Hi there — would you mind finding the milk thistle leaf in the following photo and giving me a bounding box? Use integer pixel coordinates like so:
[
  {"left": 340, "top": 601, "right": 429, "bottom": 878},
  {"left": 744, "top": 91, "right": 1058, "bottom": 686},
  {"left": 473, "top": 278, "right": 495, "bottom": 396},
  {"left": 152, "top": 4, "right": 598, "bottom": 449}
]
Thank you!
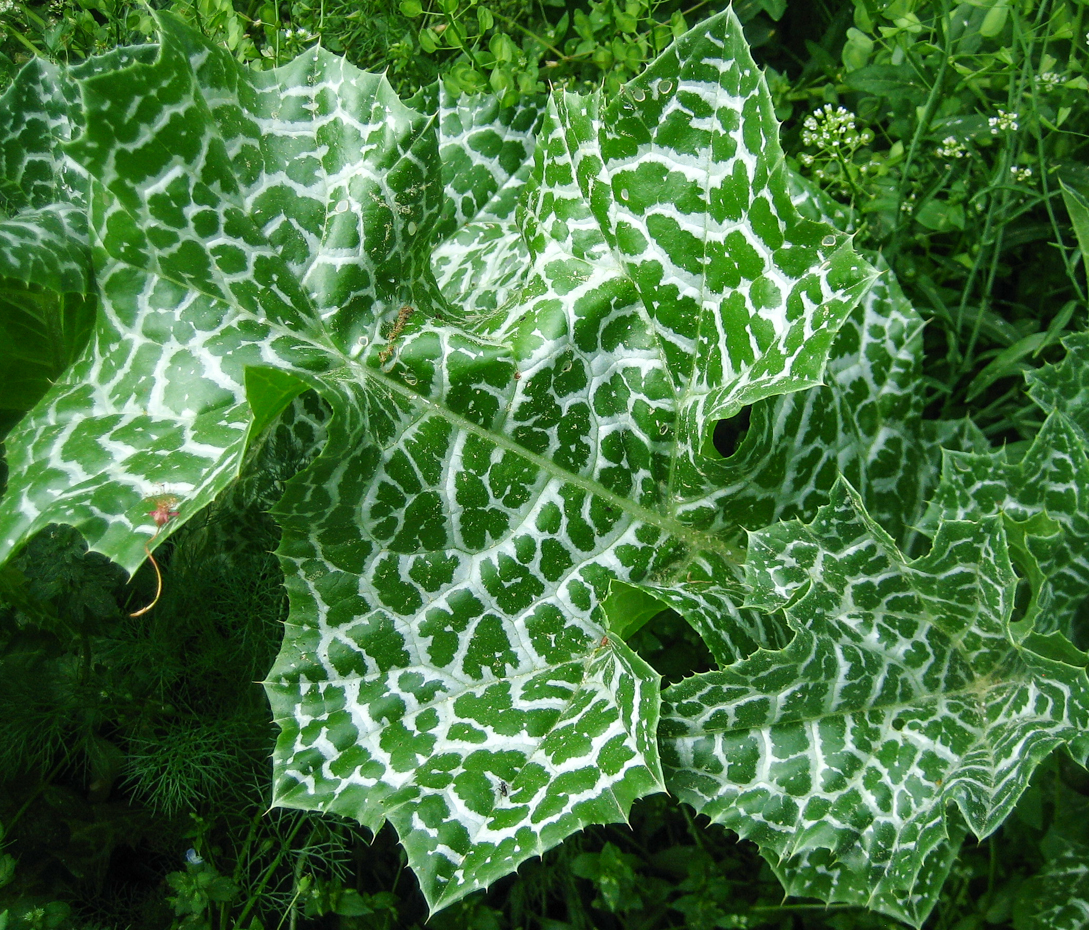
[
  {"left": 0, "top": 8, "right": 874, "bottom": 912},
  {"left": 661, "top": 480, "right": 1089, "bottom": 927}
]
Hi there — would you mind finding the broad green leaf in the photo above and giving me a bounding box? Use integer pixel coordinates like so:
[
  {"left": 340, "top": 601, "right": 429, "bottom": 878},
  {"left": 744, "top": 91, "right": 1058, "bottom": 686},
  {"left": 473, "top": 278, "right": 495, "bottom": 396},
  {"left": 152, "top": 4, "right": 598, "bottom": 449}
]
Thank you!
[
  {"left": 605, "top": 548, "right": 788, "bottom": 669},
  {"left": 0, "top": 56, "right": 100, "bottom": 430},
  {"left": 600, "top": 581, "right": 668, "bottom": 640},
  {"left": 1016, "top": 838, "right": 1089, "bottom": 930},
  {"left": 923, "top": 414, "right": 1089, "bottom": 636},
  {"left": 920, "top": 333, "right": 1089, "bottom": 639},
  {"left": 706, "top": 257, "right": 947, "bottom": 548},
  {"left": 428, "top": 87, "right": 544, "bottom": 317},
  {"left": 0, "top": 17, "right": 432, "bottom": 572},
  {"left": 615, "top": 247, "right": 984, "bottom": 670},
  {"left": 267, "top": 10, "right": 871, "bottom": 906},
  {"left": 0, "top": 56, "right": 88, "bottom": 292},
  {"left": 661, "top": 480, "right": 1089, "bottom": 927},
  {"left": 844, "top": 63, "right": 927, "bottom": 104},
  {"left": 1060, "top": 182, "right": 1089, "bottom": 274},
  {"left": 0, "top": 285, "right": 95, "bottom": 436},
  {"left": 0, "top": 8, "right": 874, "bottom": 913},
  {"left": 1027, "top": 331, "right": 1089, "bottom": 436}
]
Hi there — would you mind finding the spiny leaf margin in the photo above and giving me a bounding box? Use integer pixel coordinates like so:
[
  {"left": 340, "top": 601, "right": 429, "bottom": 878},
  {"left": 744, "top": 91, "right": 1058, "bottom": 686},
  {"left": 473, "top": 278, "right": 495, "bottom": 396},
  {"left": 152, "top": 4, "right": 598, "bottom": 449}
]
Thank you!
[
  {"left": 660, "top": 479, "right": 1089, "bottom": 926},
  {"left": 0, "top": 8, "right": 877, "bottom": 914}
]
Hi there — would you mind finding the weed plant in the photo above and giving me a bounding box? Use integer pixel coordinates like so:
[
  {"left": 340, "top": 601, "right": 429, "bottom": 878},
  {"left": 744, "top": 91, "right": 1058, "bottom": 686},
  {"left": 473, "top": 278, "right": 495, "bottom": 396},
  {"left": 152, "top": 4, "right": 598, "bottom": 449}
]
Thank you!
[
  {"left": 778, "top": 0, "right": 1089, "bottom": 450},
  {"left": 2, "top": 0, "right": 1089, "bottom": 927}
]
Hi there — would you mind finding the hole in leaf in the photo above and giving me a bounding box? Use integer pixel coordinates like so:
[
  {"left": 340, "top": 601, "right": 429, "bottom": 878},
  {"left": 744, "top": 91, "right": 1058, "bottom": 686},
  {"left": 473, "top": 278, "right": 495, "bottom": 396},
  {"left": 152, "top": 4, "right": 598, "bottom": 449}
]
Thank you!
[
  {"left": 712, "top": 407, "right": 752, "bottom": 458},
  {"left": 627, "top": 608, "right": 716, "bottom": 684}
]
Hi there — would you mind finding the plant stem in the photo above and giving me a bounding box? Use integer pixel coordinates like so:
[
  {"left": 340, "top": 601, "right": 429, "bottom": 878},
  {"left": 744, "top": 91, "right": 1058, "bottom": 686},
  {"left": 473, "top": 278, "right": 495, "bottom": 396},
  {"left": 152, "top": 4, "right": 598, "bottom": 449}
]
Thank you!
[
  {"left": 889, "top": 0, "right": 954, "bottom": 258},
  {"left": 234, "top": 816, "right": 309, "bottom": 928},
  {"left": 488, "top": 8, "right": 566, "bottom": 60},
  {"left": 440, "top": 5, "right": 486, "bottom": 73},
  {"left": 4, "top": 20, "right": 46, "bottom": 58}
]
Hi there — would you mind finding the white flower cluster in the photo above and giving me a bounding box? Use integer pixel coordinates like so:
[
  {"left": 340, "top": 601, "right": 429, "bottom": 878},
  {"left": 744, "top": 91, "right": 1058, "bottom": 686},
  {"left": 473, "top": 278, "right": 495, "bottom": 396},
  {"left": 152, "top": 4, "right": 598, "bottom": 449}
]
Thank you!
[
  {"left": 1010, "top": 165, "right": 1033, "bottom": 182},
  {"left": 796, "top": 104, "right": 875, "bottom": 192},
  {"left": 989, "top": 109, "right": 1019, "bottom": 134},
  {"left": 284, "top": 26, "right": 315, "bottom": 40},
  {"left": 1037, "top": 71, "right": 1062, "bottom": 90},
  {"left": 802, "top": 104, "right": 864, "bottom": 149},
  {"left": 936, "top": 136, "right": 968, "bottom": 161}
]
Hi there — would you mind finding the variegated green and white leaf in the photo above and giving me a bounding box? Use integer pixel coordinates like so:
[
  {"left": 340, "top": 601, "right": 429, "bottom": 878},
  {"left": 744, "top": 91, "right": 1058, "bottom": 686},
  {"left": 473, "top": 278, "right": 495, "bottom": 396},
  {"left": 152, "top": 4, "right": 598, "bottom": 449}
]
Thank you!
[
  {"left": 0, "top": 16, "right": 439, "bottom": 572},
  {"left": 611, "top": 253, "right": 986, "bottom": 668},
  {"left": 429, "top": 87, "right": 543, "bottom": 317},
  {"left": 918, "top": 333, "right": 1089, "bottom": 638},
  {"left": 709, "top": 258, "right": 926, "bottom": 537},
  {"left": 0, "top": 56, "right": 89, "bottom": 292},
  {"left": 1018, "top": 839, "right": 1089, "bottom": 930},
  {"left": 0, "top": 55, "right": 104, "bottom": 431},
  {"left": 923, "top": 413, "right": 1089, "bottom": 636},
  {"left": 661, "top": 480, "right": 1089, "bottom": 927},
  {"left": 0, "top": 8, "right": 874, "bottom": 913},
  {"left": 1028, "top": 331, "right": 1089, "bottom": 435},
  {"left": 704, "top": 256, "right": 982, "bottom": 551},
  {"left": 268, "top": 10, "right": 871, "bottom": 906}
]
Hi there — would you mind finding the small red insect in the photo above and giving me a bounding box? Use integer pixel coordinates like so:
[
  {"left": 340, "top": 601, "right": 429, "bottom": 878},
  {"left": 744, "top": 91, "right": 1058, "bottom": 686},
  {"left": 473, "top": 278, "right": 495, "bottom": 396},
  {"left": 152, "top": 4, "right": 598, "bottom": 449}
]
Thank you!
[
  {"left": 513, "top": 371, "right": 522, "bottom": 381},
  {"left": 130, "top": 494, "right": 182, "bottom": 617},
  {"left": 149, "top": 495, "right": 181, "bottom": 528}
]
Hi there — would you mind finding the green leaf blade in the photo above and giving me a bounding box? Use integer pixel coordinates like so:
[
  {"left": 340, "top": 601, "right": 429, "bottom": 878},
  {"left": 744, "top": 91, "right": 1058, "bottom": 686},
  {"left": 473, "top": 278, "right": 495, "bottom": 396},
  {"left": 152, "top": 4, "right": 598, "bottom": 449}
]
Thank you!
[
  {"left": 662, "top": 480, "right": 1089, "bottom": 927},
  {"left": 0, "top": 8, "right": 878, "bottom": 916}
]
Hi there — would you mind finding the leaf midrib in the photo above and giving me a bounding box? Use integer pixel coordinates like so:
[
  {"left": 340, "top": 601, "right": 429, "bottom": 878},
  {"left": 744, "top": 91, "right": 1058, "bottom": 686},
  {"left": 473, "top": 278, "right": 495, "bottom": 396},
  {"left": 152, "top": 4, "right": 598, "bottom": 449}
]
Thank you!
[{"left": 363, "top": 358, "right": 736, "bottom": 561}]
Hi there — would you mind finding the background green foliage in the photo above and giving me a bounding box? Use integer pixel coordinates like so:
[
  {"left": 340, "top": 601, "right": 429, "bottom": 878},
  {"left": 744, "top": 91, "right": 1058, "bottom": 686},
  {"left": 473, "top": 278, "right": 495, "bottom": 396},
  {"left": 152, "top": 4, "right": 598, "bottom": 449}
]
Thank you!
[{"left": 2, "top": 0, "right": 1089, "bottom": 927}]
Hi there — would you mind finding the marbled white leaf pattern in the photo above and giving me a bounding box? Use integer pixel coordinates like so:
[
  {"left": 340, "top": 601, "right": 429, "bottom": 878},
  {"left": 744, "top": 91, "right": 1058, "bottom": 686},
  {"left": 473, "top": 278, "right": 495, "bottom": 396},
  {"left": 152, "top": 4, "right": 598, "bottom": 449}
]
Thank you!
[
  {"left": 429, "top": 87, "right": 543, "bottom": 318},
  {"left": 920, "top": 332, "right": 1089, "bottom": 639},
  {"left": 661, "top": 479, "right": 1089, "bottom": 926},
  {"left": 1018, "top": 838, "right": 1089, "bottom": 930},
  {"left": 0, "top": 56, "right": 88, "bottom": 292},
  {"left": 706, "top": 254, "right": 984, "bottom": 552},
  {"left": 0, "top": 9, "right": 874, "bottom": 913}
]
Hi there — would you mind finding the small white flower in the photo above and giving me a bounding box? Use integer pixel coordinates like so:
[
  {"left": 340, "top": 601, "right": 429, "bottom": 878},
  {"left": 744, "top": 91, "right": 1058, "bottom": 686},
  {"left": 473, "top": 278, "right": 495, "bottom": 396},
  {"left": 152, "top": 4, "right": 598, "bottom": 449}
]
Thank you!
[
  {"left": 988, "top": 109, "right": 1019, "bottom": 134},
  {"left": 1010, "top": 165, "right": 1033, "bottom": 182},
  {"left": 186, "top": 849, "right": 204, "bottom": 865},
  {"left": 801, "top": 104, "right": 861, "bottom": 149},
  {"left": 937, "top": 136, "right": 968, "bottom": 161}
]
